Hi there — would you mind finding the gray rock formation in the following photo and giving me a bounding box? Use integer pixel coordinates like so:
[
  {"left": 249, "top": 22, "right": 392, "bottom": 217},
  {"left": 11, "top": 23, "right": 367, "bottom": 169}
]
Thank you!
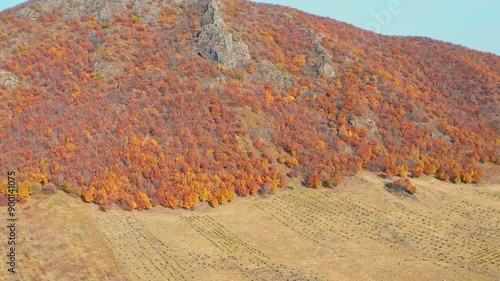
[
  {"left": 15, "top": 0, "right": 206, "bottom": 24},
  {"left": 130, "top": 1, "right": 160, "bottom": 24},
  {"left": 318, "top": 63, "right": 335, "bottom": 78},
  {"left": 15, "top": 0, "right": 128, "bottom": 21},
  {"left": 348, "top": 116, "right": 381, "bottom": 141},
  {"left": 0, "top": 70, "right": 19, "bottom": 88},
  {"left": 315, "top": 41, "right": 332, "bottom": 61},
  {"left": 197, "top": 2, "right": 251, "bottom": 68},
  {"left": 94, "top": 61, "right": 124, "bottom": 79},
  {"left": 349, "top": 117, "right": 378, "bottom": 134},
  {"left": 98, "top": 2, "right": 113, "bottom": 23},
  {"left": 313, "top": 33, "right": 336, "bottom": 78},
  {"left": 15, "top": 6, "right": 39, "bottom": 19},
  {"left": 251, "top": 61, "right": 295, "bottom": 90}
]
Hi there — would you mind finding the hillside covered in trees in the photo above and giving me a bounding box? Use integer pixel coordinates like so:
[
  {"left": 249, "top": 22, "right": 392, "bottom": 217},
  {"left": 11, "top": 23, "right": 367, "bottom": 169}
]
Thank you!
[{"left": 0, "top": 0, "right": 499, "bottom": 210}]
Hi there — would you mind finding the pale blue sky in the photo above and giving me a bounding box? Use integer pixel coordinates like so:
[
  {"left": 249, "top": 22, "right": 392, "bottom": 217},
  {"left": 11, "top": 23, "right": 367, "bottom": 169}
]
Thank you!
[{"left": 1, "top": 0, "right": 499, "bottom": 55}]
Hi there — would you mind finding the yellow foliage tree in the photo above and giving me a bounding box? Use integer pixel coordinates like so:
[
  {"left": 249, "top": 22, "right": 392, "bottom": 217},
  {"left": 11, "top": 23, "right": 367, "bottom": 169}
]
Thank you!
[{"left": 396, "top": 165, "right": 408, "bottom": 177}]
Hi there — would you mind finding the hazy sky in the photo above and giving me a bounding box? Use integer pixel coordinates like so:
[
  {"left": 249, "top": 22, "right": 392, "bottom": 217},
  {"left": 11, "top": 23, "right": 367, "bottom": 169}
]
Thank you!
[{"left": 1, "top": 0, "right": 499, "bottom": 55}]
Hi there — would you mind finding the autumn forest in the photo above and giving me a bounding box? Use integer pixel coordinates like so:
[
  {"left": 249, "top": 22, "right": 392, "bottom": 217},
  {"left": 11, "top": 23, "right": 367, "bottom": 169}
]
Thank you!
[{"left": 0, "top": 0, "right": 499, "bottom": 210}]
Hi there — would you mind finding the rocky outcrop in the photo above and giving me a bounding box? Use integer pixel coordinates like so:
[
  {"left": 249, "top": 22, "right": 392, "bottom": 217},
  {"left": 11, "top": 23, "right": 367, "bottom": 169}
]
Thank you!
[
  {"left": 349, "top": 116, "right": 380, "bottom": 141},
  {"left": 15, "top": 6, "right": 39, "bottom": 19},
  {"left": 315, "top": 40, "right": 331, "bottom": 61},
  {"left": 349, "top": 117, "right": 378, "bottom": 134},
  {"left": 16, "top": 0, "right": 128, "bottom": 21},
  {"left": 94, "top": 61, "right": 124, "bottom": 79},
  {"left": 0, "top": 70, "right": 19, "bottom": 88},
  {"left": 416, "top": 121, "right": 452, "bottom": 143},
  {"left": 37, "top": 0, "right": 101, "bottom": 20},
  {"left": 16, "top": 0, "right": 206, "bottom": 25},
  {"left": 251, "top": 61, "right": 295, "bottom": 90},
  {"left": 130, "top": 0, "right": 163, "bottom": 24},
  {"left": 98, "top": 2, "right": 113, "bottom": 23},
  {"left": 197, "top": 1, "right": 251, "bottom": 68},
  {"left": 318, "top": 63, "right": 336, "bottom": 78},
  {"left": 313, "top": 33, "right": 336, "bottom": 78}
]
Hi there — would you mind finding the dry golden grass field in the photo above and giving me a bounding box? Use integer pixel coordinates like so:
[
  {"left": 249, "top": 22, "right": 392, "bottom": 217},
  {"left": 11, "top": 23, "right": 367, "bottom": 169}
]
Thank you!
[{"left": 1, "top": 167, "right": 499, "bottom": 281}]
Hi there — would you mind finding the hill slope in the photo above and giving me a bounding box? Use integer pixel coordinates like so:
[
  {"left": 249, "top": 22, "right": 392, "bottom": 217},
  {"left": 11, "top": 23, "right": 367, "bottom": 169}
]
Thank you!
[{"left": 0, "top": 0, "right": 499, "bottom": 209}]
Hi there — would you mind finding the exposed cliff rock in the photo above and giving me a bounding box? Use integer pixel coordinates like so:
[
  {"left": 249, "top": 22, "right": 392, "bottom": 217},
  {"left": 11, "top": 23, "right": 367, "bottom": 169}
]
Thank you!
[
  {"left": 98, "top": 2, "right": 113, "bottom": 23},
  {"left": 130, "top": 0, "right": 163, "bottom": 24},
  {"left": 15, "top": 6, "right": 39, "bottom": 19},
  {"left": 94, "top": 61, "right": 124, "bottom": 79},
  {"left": 15, "top": 0, "right": 98, "bottom": 20},
  {"left": 196, "top": 1, "right": 250, "bottom": 68},
  {"left": 14, "top": 0, "right": 221, "bottom": 27},
  {"left": 313, "top": 33, "right": 336, "bottom": 78},
  {"left": 349, "top": 117, "right": 377, "bottom": 133},
  {"left": 251, "top": 61, "right": 295, "bottom": 90},
  {"left": 0, "top": 69, "right": 19, "bottom": 88},
  {"left": 15, "top": 0, "right": 129, "bottom": 21},
  {"left": 317, "top": 63, "right": 336, "bottom": 78}
]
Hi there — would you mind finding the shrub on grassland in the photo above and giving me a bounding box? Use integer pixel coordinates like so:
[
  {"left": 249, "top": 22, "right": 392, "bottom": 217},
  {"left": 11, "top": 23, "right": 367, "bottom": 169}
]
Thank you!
[{"left": 390, "top": 178, "right": 417, "bottom": 195}]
